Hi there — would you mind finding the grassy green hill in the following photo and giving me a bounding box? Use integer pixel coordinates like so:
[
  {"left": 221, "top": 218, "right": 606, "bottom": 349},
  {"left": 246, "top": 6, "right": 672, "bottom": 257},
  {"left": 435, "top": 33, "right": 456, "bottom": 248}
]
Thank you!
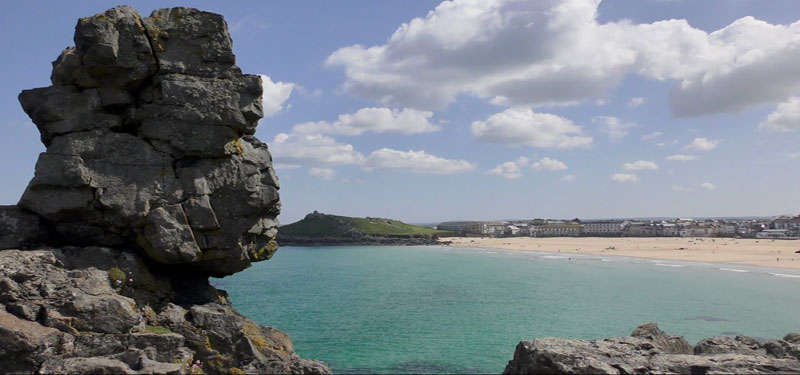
[{"left": 280, "top": 211, "right": 452, "bottom": 237}]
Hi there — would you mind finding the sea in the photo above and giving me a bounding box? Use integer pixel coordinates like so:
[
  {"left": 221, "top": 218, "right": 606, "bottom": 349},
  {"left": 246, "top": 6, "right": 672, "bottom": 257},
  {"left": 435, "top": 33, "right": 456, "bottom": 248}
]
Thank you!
[{"left": 212, "top": 246, "right": 800, "bottom": 374}]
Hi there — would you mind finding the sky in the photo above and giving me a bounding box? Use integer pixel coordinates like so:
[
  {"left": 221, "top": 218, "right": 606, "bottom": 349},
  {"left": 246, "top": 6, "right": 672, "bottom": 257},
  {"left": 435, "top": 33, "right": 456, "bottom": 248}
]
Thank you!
[{"left": 1, "top": 0, "right": 800, "bottom": 224}]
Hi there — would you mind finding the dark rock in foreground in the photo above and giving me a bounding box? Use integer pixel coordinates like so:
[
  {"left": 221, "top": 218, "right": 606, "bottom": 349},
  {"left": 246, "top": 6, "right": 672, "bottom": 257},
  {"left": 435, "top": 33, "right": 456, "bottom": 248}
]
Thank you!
[
  {"left": 503, "top": 323, "right": 800, "bottom": 374},
  {"left": 0, "top": 248, "right": 328, "bottom": 374}
]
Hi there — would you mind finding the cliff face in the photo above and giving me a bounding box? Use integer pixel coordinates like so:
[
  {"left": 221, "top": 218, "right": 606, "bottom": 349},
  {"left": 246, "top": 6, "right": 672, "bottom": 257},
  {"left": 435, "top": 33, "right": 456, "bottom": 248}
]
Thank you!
[
  {"left": 0, "top": 6, "right": 329, "bottom": 374},
  {"left": 503, "top": 323, "right": 800, "bottom": 374}
]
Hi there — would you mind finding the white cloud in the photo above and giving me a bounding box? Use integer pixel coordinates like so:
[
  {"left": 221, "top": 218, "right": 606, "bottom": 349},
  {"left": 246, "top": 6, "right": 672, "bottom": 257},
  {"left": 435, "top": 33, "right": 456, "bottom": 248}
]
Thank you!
[
  {"left": 641, "top": 131, "right": 663, "bottom": 141},
  {"left": 532, "top": 157, "right": 568, "bottom": 171},
  {"left": 666, "top": 154, "right": 698, "bottom": 161},
  {"left": 308, "top": 167, "right": 335, "bottom": 180},
  {"left": 269, "top": 133, "right": 365, "bottom": 166},
  {"left": 259, "top": 74, "right": 294, "bottom": 117},
  {"left": 623, "top": 160, "right": 658, "bottom": 171},
  {"left": 593, "top": 116, "right": 636, "bottom": 140},
  {"left": 326, "top": 0, "right": 800, "bottom": 116},
  {"left": 273, "top": 163, "right": 301, "bottom": 170},
  {"left": 684, "top": 137, "right": 720, "bottom": 151},
  {"left": 293, "top": 107, "right": 439, "bottom": 136},
  {"left": 362, "top": 149, "right": 475, "bottom": 174},
  {"left": 561, "top": 174, "right": 577, "bottom": 183},
  {"left": 610, "top": 173, "right": 638, "bottom": 183},
  {"left": 759, "top": 97, "right": 800, "bottom": 132},
  {"left": 700, "top": 182, "right": 716, "bottom": 190},
  {"left": 628, "top": 97, "right": 645, "bottom": 108},
  {"left": 672, "top": 185, "right": 692, "bottom": 192},
  {"left": 790, "top": 152, "right": 800, "bottom": 159},
  {"left": 488, "top": 157, "right": 530, "bottom": 180},
  {"left": 595, "top": 99, "right": 608, "bottom": 106},
  {"left": 471, "top": 108, "right": 592, "bottom": 149}
]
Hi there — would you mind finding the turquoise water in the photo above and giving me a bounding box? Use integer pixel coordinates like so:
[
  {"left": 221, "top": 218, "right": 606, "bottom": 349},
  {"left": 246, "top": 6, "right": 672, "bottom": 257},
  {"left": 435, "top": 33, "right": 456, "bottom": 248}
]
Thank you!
[{"left": 213, "top": 246, "right": 800, "bottom": 374}]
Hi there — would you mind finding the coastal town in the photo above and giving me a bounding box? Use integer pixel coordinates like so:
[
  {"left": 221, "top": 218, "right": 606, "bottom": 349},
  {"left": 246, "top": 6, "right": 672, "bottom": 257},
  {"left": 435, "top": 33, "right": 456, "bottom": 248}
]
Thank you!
[{"left": 437, "top": 214, "right": 800, "bottom": 239}]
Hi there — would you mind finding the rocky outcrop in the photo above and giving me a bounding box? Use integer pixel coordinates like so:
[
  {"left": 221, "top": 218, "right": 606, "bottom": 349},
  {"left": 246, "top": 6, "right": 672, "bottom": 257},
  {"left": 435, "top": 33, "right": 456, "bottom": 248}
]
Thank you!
[
  {"left": 503, "top": 323, "right": 800, "bottom": 374},
  {"left": 18, "top": 5, "right": 278, "bottom": 277},
  {"left": 1, "top": 5, "right": 329, "bottom": 374},
  {"left": 0, "top": 248, "right": 328, "bottom": 374}
]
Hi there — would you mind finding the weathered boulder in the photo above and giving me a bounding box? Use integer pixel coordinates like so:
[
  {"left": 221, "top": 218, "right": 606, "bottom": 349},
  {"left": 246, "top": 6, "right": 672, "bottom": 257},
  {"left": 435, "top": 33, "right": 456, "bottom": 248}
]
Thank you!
[
  {"left": 503, "top": 323, "right": 800, "bottom": 374},
  {"left": 17, "top": 6, "right": 279, "bottom": 277},
  {"left": 0, "top": 247, "right": 330, "bottom": 374}
]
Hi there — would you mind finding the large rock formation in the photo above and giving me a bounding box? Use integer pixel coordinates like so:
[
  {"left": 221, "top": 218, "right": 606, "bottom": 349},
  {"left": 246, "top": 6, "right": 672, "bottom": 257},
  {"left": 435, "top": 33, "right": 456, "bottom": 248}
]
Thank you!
[
  {"left": 0, "top": 6, "right": 330, "bottom": 374},
  {"left": 503, "top": 323, "right": 800, "bottom": 374},
  {"left": 18, "top": 5, "right": 278, "bottom": 277}
]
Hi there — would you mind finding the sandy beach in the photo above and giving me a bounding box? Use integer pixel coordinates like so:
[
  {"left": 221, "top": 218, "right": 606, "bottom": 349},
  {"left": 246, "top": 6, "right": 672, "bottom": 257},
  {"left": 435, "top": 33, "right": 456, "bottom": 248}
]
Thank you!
[{"left": 447, "top": 236, "right": 800, "bottom": 270}]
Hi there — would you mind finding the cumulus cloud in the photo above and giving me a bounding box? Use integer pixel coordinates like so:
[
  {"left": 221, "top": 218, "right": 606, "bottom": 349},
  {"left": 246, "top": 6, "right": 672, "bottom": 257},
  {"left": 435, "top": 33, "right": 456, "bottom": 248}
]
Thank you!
[
  {"left": 308, "top": 167, "right": 335, "bottom": 180},
  {"left": 610, "top": 173, "right": 638, "bottom": 183},
  {"left": 259, "top": 74, "right": 294, "bottom": 117},
  {"left": 759, "top": 97, "right": 800, "bottom": 132},
  {"left": 666, "top": 154, "right": 698, "bottom": 161},
  {"left": 672, "top": 185, "right": 692, "bottom": 192},
  {"left": 684, "top": 137, "right": 720, "bottom": 151},
  {"left": 293, "top": 107, "right": 439, "bottom": 136},
  {"left": 561, "top": 174, "right": 577, "bottom": 182},
  {"left": 269, "top": 133, "right": 365, "bottom": 167},
  {"left": 326, "top": 0, "right": 800, "bottom": 116},
  {"left": 790, "top": 152, "right": 800, "bottom": 159},
  {"left": 641, "top": 131, "right": 663, "bottom": 141},
  {"left": 623, "top": 160, "right": 658, "bottom": 171},
  {"left": 362, "top": 149, "right": 475, "bottom": 174},
  {"left": 628, "top": 97, "right": 645, "bottom": 108},
  {"left": 532, "top": 157, "right": 568, "bottom": 171},
  {"left": 471, "top": 107, "right": 592, "bottom": 149},
  {"left": 487, "top": 157, "right": 530, "bottom": 180},
  {"left": 700, "top": 182, "right": 716, "bottom": 190},
  {"left": 593, "top": 116, "right": 636, "bottom": 140}
]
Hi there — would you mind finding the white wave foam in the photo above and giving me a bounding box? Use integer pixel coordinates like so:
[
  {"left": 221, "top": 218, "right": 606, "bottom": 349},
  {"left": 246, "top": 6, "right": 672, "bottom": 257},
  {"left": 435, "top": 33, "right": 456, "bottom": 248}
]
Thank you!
[
  {"left": 718, "top": 268, "right": 750, "bottom": 273},
  {"left": 770, "top": 273, "right": 800, "bottom": 279},
  {"left": 655, "top": 263, "right": 686, "bottom": 268},
  {"left": 542, "top": 255, "right": 569, "bottom": 259}
]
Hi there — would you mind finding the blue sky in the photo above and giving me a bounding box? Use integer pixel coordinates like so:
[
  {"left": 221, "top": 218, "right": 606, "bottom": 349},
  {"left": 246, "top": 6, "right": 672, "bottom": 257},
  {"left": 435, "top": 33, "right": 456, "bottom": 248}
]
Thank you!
[{"left": 1, "top": 0, "right": 799, "bottom": 224}]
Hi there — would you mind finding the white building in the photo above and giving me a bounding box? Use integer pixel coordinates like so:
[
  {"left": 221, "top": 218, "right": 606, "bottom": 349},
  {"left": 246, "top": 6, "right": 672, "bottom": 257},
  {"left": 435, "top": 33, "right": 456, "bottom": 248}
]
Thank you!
[
  {"left": 582, "top": 221, "right": 624, "bottom": 236},
  {"left": 534, "top": 224, "right": 582, "bottom": 237},
  {"left": 756, "top": 229, "right": 792, "bottom": 239}
]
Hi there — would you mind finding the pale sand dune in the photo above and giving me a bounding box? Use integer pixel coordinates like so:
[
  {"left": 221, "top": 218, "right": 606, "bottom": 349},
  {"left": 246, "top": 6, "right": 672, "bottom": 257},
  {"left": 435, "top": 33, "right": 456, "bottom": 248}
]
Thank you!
[{"left": 446, "top": 237, "right": 800, "bottom": 270}]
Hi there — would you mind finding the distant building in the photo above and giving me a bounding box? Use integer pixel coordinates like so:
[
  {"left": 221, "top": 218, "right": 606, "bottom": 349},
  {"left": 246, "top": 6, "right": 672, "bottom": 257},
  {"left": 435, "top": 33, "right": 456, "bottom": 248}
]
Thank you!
[
  {"left": 756, "top": 229, "right": 792, "bottom": 239},
  {"left": 659, "top": 223, "right": 681, "bottom": 237},
  {"left": 437, "top": 221, "right": 478, "bottom": 235},
  {"left": 773, "top": 216, "right": 800, "bottom": 236},
  {"left": 533, "top": 223, "right": 582, "bottom": 237},
  {"left": 582, "top": 221, "right": 624, "bottom": 237},
  {"left": 626, "top": 222, "right": 660, "bottom": 237}
]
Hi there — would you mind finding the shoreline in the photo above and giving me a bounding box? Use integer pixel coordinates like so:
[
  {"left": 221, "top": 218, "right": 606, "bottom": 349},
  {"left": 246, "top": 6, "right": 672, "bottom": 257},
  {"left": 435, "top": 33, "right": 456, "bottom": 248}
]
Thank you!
[{"left": 443, "top": 236, "right": 800, "bottom": 271}]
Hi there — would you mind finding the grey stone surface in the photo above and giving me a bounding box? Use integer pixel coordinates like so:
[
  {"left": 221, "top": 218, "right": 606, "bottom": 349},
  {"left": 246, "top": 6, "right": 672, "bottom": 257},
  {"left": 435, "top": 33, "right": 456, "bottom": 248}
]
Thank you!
[
  {"left": 17, "top": 5, "right": 279, "bottom": 277},
  {"left": 1, "top": 5, "right": 329, "bottom": 374},
  {"left": 0, "top": 247, "right": 330, "bottom": 374},
  {"left": 503, "top": 323, "right": 800, "bottom": 374},
  {"left": 0, "top": 205, "right": 57, "bottom": 250}
]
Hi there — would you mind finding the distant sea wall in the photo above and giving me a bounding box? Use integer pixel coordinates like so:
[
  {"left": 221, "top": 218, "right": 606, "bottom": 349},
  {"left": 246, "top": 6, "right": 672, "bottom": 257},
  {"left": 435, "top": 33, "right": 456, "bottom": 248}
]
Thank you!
[{"left": 278, "top": 234, "right": 446, "bottom": 247}]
